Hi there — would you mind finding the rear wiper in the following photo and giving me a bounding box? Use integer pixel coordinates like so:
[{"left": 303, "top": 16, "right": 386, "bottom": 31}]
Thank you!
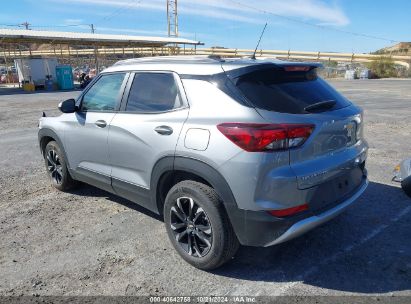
[{"left": 304, "top": 100, "right": 336, "bottom": 112}]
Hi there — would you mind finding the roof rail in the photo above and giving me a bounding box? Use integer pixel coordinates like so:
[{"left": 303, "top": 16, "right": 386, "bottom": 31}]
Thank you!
[
  {"left": 113, "top": 55, "right": 224, "bottom": 66},
  {"left": 206, "top": 55, "right": 224, "bottom": 61}
]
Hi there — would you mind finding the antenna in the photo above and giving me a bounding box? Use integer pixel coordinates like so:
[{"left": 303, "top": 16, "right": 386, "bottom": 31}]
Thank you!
[{"left": 251, "top": 22, "right": 267, "bottom": 59}]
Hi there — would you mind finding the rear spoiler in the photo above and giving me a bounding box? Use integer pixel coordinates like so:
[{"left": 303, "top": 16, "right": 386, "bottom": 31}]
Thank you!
[{"left": 224, "top": 62, "right": 323, "bottom": 79}]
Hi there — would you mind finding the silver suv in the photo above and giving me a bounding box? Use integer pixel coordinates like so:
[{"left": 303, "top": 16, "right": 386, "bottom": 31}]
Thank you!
[{"left": 38, "top": 56, "right": 368, "bottom": 270}]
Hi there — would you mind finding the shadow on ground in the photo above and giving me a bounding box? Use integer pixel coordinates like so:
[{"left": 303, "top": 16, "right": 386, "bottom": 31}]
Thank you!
[
  {"left": 216, "top": 181, "right": 411, "bottom": 294},
  {"left": 69, "top": 181, "right": 411, "bottom": 294},
  {"left": 67, "top": 184, "right": 163, "bottom": 221}
]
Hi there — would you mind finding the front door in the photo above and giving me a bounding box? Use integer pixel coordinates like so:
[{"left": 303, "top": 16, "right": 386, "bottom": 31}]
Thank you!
[{"left": 64, "top": 72, "right": 128, "bottom": 192}]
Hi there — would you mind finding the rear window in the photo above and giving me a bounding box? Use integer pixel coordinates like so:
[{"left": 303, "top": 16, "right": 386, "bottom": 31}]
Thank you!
[
  {"left": 235, "top": 67, "right": 351, "bottom": 114},
  {"left": 126, "top": 73, "right": 182, "bottom": 113}
]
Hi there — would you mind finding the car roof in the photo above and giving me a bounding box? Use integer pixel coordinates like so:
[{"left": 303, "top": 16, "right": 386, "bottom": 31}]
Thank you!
[{"left": 103, "top": 55, "right": 322, "bottom": 76}]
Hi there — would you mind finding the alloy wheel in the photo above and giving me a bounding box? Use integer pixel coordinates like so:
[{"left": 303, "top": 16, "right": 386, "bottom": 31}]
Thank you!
[
  {"left": 170, "top": 197, "right": 212, "bottom": 257},
  {"left": 46, "top": 149, "right": 63, "bottom": 184}
]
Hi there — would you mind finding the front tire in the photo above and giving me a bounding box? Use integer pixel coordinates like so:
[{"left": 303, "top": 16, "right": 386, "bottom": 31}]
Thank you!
[
  {"left": 44, "top": 141, "right": 77, "bottom": 191},
  {"left": 164, "top": 180, "right": 239, "bottom": 270}
]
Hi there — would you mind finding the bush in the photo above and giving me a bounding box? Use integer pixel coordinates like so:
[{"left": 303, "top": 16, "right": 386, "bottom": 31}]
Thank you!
[{"left": 367, "top": 57, "right": 397, "bottom": 78}]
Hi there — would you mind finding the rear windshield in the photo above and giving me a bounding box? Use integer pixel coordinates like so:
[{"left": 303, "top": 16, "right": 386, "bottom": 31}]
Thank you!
[{"left": 234, "top": 67, "right": 351, "bottom": 114}]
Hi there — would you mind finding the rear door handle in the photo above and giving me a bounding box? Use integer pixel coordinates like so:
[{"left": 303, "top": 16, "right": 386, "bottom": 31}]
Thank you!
[
  {"left": 154, "top": 125, "right": 173, "bottom": 135},
  {"left": 95, "top": 120, "right": 107, "bottom": 128}
]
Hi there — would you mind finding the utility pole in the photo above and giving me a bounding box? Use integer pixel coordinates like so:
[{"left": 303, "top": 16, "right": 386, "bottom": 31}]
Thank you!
[
  {"left": 90, "top": 24, "right": 99, "bottom": 73},
  {"left": 167, "top": 0, "right": 178, "bottom": 37},
  {"left": 21, "top": 22, "right": 30, "bottom": 30}
]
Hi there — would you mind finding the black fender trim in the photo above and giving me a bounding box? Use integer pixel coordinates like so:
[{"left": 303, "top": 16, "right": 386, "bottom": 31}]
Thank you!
[
  {"left": 173, "top": 157, "right": 238, "bottom": 208},
  {"left": 150, "top": 156, "right": 238, "bottom": 213},
  {"left": 150, "top": 156, "right": 175, "bottom": 214}
]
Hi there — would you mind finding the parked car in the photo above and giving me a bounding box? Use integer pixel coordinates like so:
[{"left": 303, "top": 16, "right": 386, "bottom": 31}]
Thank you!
[
  {"left": 38, "top": 56, "right": 368, "bottom": 270},
  {"left": 393, "top": 158, "right": 411, "bottom": 197}
]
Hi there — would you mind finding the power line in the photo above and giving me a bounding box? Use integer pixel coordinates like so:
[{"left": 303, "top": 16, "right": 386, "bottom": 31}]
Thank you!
[
  {"left": 227, "top": 0, "right": 400, "bottom": 43},
  {"left": 21, "top": 24, "right": 92, "bottom": 33},
  {"left": 0, "top": 0, "right": 159, "bottom": 34},
  {"left": 94, "top": 0, "right": 142, "bottom": 26},
  {"left": 0, "top": 1, "right": 143, "bottom": 33},
  {"left": 30, "top": 24, "right": 86, "bottom": 28},
  {"left": 0, "top": 23, "right": 22, "bottom": 27},
  {"left": 0, "top": 23, "right": 89, "bottom": 30}
]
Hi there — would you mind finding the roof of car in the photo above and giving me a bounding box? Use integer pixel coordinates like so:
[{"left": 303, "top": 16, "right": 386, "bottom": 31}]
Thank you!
[{"left": 103, "top": 56, "right": 321, "bottom": 76}]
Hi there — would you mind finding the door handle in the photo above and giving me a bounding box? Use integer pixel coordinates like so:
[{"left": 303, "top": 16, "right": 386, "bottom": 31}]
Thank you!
[
  {"left": 154, "top": 125, "right": 173, "bottom": 135},
  {"left": 95, "top": 120, "right": 107, "bottom": 128}
]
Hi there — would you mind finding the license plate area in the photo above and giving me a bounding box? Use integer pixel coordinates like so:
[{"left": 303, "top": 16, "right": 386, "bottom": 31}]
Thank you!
[{"left": 307, "top": 167, "right": 364, "bottom": 215}]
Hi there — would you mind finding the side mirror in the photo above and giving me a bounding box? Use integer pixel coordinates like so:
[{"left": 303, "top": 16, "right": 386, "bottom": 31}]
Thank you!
[{"left": 58, "top": 99, "right": 76, "bottom": 113}]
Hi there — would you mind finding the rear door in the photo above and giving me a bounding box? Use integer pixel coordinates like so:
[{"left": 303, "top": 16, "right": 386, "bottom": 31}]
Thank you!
[{"left": 108, "top": 71, "right": 189, "bottom": 212}]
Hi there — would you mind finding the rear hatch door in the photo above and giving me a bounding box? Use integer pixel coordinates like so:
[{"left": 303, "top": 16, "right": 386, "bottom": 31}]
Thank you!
[{"left": 227, "top": 62, "right": 366, "bottom": 206}]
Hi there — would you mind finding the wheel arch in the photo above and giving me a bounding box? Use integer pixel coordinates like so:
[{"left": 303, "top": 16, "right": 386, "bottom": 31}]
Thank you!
[
  {"left": 38, "top": 128, "right": 71, "bottom": 169},
  {"left": 151, "top": 156, "right": 239, "bottom": 216},
  {"left": 151, "top": 156, "right": 247, "bottom": 244}
]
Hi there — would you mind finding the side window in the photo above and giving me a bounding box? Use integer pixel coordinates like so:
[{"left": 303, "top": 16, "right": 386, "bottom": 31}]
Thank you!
[
  {"left": 81, "top": 73, "right": 126, "bottom": 111},
  {"left": 125, "top": 73, "right": 182, "bottom": 113}
]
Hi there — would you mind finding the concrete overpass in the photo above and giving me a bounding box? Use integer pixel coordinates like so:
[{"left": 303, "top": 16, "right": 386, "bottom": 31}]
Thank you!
[
  {"left": 1, "top": 29, "right": 409, "bottom": 69},
  {"left": 2, "top": 46, "right": 410, "bottom": 69}
]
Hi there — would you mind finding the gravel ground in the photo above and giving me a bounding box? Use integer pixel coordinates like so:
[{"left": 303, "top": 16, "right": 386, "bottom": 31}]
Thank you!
[{"left": 0, "top": 79, "right": 410, "bottom": 298}]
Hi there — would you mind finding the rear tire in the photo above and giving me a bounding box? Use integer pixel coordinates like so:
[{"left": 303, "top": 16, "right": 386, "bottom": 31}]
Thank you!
[
  {"left": 164, "top": 180, "right": 239, "bottom": 270},
  {"left": 44, "top": 141, "right": 77, "bottom": 191},
  {"left": 401, "top": 176, "right": 411, "bottom": 198}
]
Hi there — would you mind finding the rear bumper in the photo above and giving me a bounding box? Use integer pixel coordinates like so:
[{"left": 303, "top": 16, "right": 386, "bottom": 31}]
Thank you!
[
  {"left": 226, "top": 177, "right": 368, "bottom": 247},
  {"left": 264, "top": 178, "right": 368, "bottom": 246}
]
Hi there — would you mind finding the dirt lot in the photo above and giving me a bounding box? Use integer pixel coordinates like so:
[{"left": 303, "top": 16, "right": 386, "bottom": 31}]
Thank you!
[{"left": 0, "top": 79, "right": 410, "bottom": 297}]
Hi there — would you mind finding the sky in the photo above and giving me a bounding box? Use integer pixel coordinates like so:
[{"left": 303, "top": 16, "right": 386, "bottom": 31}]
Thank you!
[{"left": 1, "top": 0, "right": 410, "bottom": 53}]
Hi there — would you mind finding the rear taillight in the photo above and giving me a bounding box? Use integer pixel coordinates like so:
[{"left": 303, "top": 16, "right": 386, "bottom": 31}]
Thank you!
[
  {"left": 267, "top": 203, "right": 309, "bottom": 217},
  {"left": 217, "top": 123, "right": 314, "bottom": 152},
  {"left": 283, "top": 66, "right": 311, "bottom": 72}
]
